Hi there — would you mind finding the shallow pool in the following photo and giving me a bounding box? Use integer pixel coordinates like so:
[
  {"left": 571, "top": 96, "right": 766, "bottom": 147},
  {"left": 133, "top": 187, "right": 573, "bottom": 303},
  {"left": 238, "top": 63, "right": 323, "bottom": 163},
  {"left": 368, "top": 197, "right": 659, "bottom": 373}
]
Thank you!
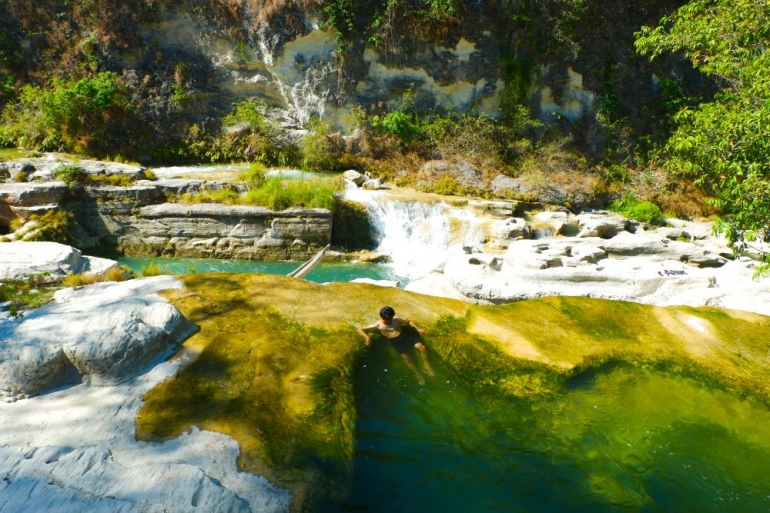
[{"left": 116, "top": 255, "right": 409, "bottom": 286}]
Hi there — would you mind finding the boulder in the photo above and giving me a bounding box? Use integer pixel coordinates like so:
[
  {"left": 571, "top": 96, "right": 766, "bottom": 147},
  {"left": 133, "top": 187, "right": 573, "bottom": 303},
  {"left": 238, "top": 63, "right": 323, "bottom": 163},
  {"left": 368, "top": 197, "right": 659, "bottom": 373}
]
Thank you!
[
  {"left": 0, "top": 241, "right": 83, "bottom": 283},
  {"left": 466, "top": 200, "right": 516, "bottom": 218},
  {"left": 361, "top": 178, "right": 382, "bottom": 190},
  {"left": 488, "top": 217, "right": 532, "bottom": 241},
  {"left": 0, "top": 276, "right": 197, "bottom": 400},
  {"left": 531, "top": 211, "right": 573, "bottom": 234},
  {"left": 573, "top": 211, "right": 630, "bottom": 238},
  {"left": 418, "top": 160, "right": 484, "bottom": 191},
  {"left": 489, "top": 175, "right": 530, "bottom": 199},
  {"left": 342, "top": 170, "right": 366, "bottom": 186},
  {"left": 0, "top": 182, "right": 68, "bottom": 207}
]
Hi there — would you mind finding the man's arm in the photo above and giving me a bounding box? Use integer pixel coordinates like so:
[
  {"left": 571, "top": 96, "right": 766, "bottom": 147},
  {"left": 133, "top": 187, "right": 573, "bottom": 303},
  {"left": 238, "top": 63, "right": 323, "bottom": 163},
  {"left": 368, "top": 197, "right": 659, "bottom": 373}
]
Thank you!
[
  {"left": 405, "top": 318, "right": 428, "bottom": 334},
  {"left": 357, "top": 323, "right": 378, "bottom": 346}
]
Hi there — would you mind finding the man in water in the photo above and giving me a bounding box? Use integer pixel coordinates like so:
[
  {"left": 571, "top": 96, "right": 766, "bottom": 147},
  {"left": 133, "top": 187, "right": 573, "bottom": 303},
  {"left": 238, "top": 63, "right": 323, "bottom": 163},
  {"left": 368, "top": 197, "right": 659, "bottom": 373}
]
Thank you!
[{"left": 357, "top": 306, "right": 434, "bottom": 385}]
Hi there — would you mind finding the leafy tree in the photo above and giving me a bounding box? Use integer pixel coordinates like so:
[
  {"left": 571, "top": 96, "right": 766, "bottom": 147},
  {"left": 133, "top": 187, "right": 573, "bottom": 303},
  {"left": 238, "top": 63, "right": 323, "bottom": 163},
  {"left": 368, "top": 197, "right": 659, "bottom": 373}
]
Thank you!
[{"left": 635, "top": 0, "right": 770, "bottom": 269}]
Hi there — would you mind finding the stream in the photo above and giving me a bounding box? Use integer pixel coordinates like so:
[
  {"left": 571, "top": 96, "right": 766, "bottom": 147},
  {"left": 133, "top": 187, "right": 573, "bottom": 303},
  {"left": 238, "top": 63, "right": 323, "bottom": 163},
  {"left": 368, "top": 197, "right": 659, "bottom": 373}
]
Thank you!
[{"left": 135, "top": 165, "right": 770, "bottom": 512}]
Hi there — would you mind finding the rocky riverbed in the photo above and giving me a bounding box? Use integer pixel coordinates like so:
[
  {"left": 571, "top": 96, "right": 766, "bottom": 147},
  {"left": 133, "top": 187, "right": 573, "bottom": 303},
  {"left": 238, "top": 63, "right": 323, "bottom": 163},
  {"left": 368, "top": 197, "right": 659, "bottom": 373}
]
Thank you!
[{"left": 3, "top": 158, "right": 770, "bottom": 511}]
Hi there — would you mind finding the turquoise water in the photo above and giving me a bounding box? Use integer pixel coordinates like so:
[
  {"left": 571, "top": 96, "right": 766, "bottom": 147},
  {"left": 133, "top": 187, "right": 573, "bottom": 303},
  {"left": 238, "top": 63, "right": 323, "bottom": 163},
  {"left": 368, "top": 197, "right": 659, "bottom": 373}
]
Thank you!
[
  {"left": 116, "top": 256, "right": 408, "bottom": 285},
  {"left": 333, "top": 344, "right": 770, "bottom": 512}
]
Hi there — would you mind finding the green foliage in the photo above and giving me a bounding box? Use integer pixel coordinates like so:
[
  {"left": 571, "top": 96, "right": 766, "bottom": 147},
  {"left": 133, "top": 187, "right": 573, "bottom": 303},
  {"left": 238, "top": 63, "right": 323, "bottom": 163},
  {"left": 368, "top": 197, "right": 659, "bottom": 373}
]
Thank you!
[
  {"left": 371, "top": 109, "right": 422, "bottom": 144},
  {"left": 1, "top": 71, "right": 129, "bottom": 152},
  {"left": 499, "top": 53, "right": 533, "bottom": 113},
  {"left": 170, "top": 83, "right": 187, "bottom": 107},
  {"left": 424, "top": 108, "right": 537, "bottom": 165},
  {"left": 609, "top": 194, "right": 667, "bottom": 226},
  {"left": 0, "top": 72, "right": 14, "bottom": 103},
  {"left": 301, "top": 118, "right": 343, "bottom": 171},
  {"left": 0, "top": 279, "right": 53, "bottom": 318},
  {"left": 635, "top": 0, "right": 770, "bottom": 257},
  {"left": 365, "top": 0, "right": 460, "bottom": 51},
  {"left": 222, "top": 100, "right": 274, "bottom": 135},
  {"left": 140, "top": 261, "right": 167, "bottom": 277},
  {"left": 237, "top": 162, "right": 267, "bottom": 188},
  {"left": 26, "top": 210, "right": 74, "bottom": 243},
  {"left": 52, "top": 164, "right": 88, "bottom": 186},
  {"left": 418, "top": 175, "right": 464, "bottom": 195},
  {"left": 322, "top": 0, "right": 356, "bottom": 50},
  {"left": 207, "top": 100, "right": 284, "bottom": 164},
  {"left": 180, "top": 187, "right": 240, "bottom": 205},
  {"left": 180, "top": 175, "right": 342, "bottom": 211},
  {"left": 331, "top": 197, "right": 377, "bottom": 249}
]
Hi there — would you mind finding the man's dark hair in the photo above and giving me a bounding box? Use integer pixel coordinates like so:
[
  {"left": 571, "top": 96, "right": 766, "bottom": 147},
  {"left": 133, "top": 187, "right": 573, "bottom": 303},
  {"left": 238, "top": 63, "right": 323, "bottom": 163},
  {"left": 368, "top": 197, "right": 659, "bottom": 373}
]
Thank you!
[{"left": 380, "top": 306, "right": 395, "bottom": 319}]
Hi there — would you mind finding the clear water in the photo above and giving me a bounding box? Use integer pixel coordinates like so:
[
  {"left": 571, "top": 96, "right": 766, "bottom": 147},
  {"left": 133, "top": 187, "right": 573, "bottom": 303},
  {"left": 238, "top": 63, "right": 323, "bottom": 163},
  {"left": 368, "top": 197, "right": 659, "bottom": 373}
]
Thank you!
[
  {"left": 116, "top": 255, "right": 409, "bottom": 285},
  {"left": 331, "top": 344, "right": 770, "bottom": 512}
]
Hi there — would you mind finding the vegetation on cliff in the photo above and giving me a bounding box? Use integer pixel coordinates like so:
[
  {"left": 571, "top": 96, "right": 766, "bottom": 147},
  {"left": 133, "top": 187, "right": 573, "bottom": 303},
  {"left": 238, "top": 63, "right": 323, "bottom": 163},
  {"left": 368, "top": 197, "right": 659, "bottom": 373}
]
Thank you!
[{"left": 0, "top": 0, "right": 766, "bottom": 224}]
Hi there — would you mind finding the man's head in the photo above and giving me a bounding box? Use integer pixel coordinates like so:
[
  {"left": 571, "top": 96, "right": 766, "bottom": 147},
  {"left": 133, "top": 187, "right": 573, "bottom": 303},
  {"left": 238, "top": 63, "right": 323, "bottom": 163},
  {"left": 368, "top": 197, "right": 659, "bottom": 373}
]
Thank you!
[{"left": 379, "top": 306, "right": 395, "bottom": 322}]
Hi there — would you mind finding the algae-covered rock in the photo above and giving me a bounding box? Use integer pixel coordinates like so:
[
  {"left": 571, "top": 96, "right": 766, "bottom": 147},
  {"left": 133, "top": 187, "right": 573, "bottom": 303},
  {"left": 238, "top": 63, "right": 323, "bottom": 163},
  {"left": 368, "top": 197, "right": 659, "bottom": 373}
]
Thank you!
[{"left": 137, "top": 274, "right": 770, "bottom": 510}]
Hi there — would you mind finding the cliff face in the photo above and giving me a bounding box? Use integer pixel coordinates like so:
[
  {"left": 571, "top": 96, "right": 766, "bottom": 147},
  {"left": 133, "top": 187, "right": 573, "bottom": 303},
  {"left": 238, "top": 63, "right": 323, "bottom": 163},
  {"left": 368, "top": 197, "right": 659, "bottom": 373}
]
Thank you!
[{"left": 0, "top": 0, "right": 708, "bottom": 160}]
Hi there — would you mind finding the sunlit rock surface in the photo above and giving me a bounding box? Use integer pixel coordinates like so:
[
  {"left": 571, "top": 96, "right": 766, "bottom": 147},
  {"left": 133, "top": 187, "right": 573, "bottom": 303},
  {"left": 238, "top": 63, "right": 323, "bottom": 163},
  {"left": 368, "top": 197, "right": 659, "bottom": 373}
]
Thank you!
[
  {"left": 0, "top": 241, "right": 120, "bottom": 283},
  {"left": 0, "top": 276, "right": 196, "bottom": 400},
  {"left": 0, "top": 276, "right": 291, "bottom": 512}
]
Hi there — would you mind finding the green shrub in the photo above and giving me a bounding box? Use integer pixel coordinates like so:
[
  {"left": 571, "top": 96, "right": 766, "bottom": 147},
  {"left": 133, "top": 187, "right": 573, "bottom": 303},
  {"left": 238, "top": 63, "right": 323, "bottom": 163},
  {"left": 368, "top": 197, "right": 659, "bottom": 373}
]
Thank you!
[
  {"left": 0, "top": 279, "right": 54, "bottom": 317},
  {"left": 52, "top": 164, "right": 89, "bottom": 186},
  {"left": 372, "top": 109, "right": 422, "bottom": 144},
  {"left": 301, "top": 118, "right": 343, "bottom": 171},
  {"left": 141, "top": 261, "right": 166, "bottom": 277},
  {"left": 2, "top": 71, "right": 129, "bottom": 153},
  {"left": 417, "top": 175, "right": 464, "bottom": 196},
  {"left": 609, "top": 194, "right": 667, "bottom": 225},
  {"left": 179, "top": 187, "right": 240, "bottom": 205},
  {"left": 25, "top": 210, "right": 73, "bottom": 243},
  {"left": 237, "top": 162, "right": 267, "bottom": 188}
]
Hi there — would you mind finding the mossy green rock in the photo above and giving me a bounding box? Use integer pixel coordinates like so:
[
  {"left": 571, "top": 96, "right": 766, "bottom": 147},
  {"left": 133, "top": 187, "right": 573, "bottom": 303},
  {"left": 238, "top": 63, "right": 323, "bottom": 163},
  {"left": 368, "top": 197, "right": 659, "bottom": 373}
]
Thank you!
[{"left": 136, "top": 274, "right": 770, "bottom": 509}]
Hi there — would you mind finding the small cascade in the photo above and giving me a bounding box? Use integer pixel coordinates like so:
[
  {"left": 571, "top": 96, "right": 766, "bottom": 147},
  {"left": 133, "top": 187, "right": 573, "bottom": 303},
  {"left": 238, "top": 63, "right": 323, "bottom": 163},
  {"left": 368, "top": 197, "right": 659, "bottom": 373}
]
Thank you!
[{"left": 345, "top": 189, "right": 485, "bottom": 279}]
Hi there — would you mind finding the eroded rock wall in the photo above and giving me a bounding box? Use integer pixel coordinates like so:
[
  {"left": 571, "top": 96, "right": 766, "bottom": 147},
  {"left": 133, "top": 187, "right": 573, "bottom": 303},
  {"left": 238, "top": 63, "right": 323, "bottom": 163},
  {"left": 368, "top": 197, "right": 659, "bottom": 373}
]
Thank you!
[
  {"left": 0, "top": 169, "right": 333, "bottom": 260},
  {"left": 0, "top": 0, "right": 705, "bottom": 158}
]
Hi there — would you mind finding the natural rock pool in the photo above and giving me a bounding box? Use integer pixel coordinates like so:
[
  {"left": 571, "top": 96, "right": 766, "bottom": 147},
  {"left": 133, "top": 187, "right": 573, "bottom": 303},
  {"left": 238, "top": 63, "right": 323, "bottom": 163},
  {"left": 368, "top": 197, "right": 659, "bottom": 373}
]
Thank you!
[
  {"left": 134, "top": 274, "right": 770, "bottom": 512},
  {"left": 341, "top": 344, "right": 770, "bottom": 512}
]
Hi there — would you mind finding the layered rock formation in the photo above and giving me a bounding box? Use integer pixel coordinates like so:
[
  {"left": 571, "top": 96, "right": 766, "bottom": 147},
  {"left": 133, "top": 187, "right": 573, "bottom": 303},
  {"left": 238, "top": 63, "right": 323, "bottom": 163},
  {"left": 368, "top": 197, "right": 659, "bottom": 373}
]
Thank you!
[
  {"left": 0, "top": 159, "right": 332, "bottom": 260},
  {"left": 1, "top": 0, "right": 706, "bottom": 157}
]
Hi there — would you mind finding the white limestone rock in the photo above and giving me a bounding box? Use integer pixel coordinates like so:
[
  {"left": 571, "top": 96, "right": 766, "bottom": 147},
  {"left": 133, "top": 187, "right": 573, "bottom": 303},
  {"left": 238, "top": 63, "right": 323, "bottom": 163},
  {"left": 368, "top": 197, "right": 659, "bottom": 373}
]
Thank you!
[
  {"left": 0, "top": 349, "right": 291, "bottom": 513},
  {"left": 361, "top": 178, "right": 382, "bottom": 190},
  {"left": 573, "top": 211, "right": 629, "bottom": 238},
  {"left": 0, "top": 241, "right": 82, "bottom": 283},
  {"left": 350, "top": 277, "right": 400, "bottom": 288},
  {"left": 488, "top": 217, "right": 532, "bottom": 242},
  {"left": 0, "top": 276, "right": 197, "bottom": 400},
  {"left": 0, "top": 242, "right": 122, "bottom": 283},
  {"left": 342, "top": 169, "right": 366, "bottom": 186}
]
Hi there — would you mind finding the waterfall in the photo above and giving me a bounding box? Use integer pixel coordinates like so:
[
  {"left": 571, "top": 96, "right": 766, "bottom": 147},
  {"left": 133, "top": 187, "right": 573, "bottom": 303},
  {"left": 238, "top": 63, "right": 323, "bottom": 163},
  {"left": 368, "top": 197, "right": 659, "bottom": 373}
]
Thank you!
[{"left": 345, "top": 189, "right": 484, "bottom": 279}]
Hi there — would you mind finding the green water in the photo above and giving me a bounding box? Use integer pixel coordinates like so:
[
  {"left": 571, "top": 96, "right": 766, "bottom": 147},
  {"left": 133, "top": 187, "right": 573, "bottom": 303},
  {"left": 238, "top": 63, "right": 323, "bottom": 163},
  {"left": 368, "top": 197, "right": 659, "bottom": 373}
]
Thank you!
[
  {"left": 116, "top": 256, "right": 408, "bottom": 285},
  {"left": 334, "top": 344, "right": 770, "bottom": 512}
]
